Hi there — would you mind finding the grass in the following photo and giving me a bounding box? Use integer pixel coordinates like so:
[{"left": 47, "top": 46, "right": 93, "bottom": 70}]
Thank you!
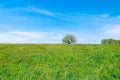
[{"left": 0, "top": 44, "right": 120, "bottom": 80}]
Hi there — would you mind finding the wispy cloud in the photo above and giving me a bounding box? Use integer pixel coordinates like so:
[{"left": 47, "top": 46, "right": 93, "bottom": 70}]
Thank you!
[
  {"left": 0, "top": 5, "right": 56, "bottom": 17},
  {"left": 0, "top": 31, "right": 64, "bottom": 43},
  {"left": 26, "top": 6, "right": 55, "bottom": 16},
  {"left": 0, "top": 32, "right": 29, "bottom": 43},
  {"left": 11, "top": 31, "right": 44, "bottom": 38},
  {"left": 104, "top": 25, "right": 120, "bottom": 39}
]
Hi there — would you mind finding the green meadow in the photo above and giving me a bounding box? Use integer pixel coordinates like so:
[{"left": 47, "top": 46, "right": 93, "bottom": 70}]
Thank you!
[{"left": 0, "top": 44, "right": 120, "bottom": 80}]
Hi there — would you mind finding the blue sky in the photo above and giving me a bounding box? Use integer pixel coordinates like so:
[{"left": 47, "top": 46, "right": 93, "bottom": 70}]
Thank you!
[{"left": 0, "top": 0, "right": 120, "bottom": 43}]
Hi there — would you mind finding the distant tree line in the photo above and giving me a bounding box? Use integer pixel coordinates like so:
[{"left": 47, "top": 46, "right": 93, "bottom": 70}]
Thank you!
[{"left": 101, "top": 39, "right": 120, "bottom": 45}]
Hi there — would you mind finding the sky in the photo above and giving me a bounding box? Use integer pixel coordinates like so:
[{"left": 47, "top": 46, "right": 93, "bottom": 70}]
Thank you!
[{"left": 0, "top": 0, "right": 120, "bottom": 43}]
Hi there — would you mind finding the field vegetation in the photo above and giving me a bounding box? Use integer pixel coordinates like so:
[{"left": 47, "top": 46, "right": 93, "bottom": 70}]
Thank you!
[{"left": 0, "top": 44, "right": 120, "bottom": 80}]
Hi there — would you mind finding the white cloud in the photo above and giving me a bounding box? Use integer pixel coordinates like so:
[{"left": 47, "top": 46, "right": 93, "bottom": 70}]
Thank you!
[
  {"left": 104, "top": 25, "right": 120, "bottom": 39},
  {"left": 0, "top": 5, "right": 55, "bottom": 17},
  {"left": 0, "top": 33, "right": 29, "bottom": 43},
  {"left": 26, "top": 6, "right": 55, "bottom": 16},
  {"left": 10, "top": 31, "right": 44, "bottom": 38},
  {"left": 0, "top": 31, "right": 64, "bottom": 43},
  {"left": 106, "top": 25, "right": 120, "bottom": 34}
]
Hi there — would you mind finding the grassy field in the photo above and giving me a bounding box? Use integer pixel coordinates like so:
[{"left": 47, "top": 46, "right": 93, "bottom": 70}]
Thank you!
[{"left": 0, "top": 44, "right": 120, "bottom": 80}]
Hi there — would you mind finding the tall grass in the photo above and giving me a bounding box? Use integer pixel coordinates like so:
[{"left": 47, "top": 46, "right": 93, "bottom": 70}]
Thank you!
[{"left": 0, "top": 44, "right": 120, "bottom": 80}]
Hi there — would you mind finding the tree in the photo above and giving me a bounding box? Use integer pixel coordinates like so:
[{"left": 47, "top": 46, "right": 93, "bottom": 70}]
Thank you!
[
  {"left": 101, "top": 38, "right": 120, "bottom": 45},
  {"left": 62, "top": 34, "right": 76, "bottom": 44},
  {"left": 101, "top": 39, "right": 107, "bottom": 44}
]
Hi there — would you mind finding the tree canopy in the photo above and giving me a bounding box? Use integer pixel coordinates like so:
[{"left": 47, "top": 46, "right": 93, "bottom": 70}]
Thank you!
[{"left": 62, "top": 34, "right": 76, "bottom": 44}]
